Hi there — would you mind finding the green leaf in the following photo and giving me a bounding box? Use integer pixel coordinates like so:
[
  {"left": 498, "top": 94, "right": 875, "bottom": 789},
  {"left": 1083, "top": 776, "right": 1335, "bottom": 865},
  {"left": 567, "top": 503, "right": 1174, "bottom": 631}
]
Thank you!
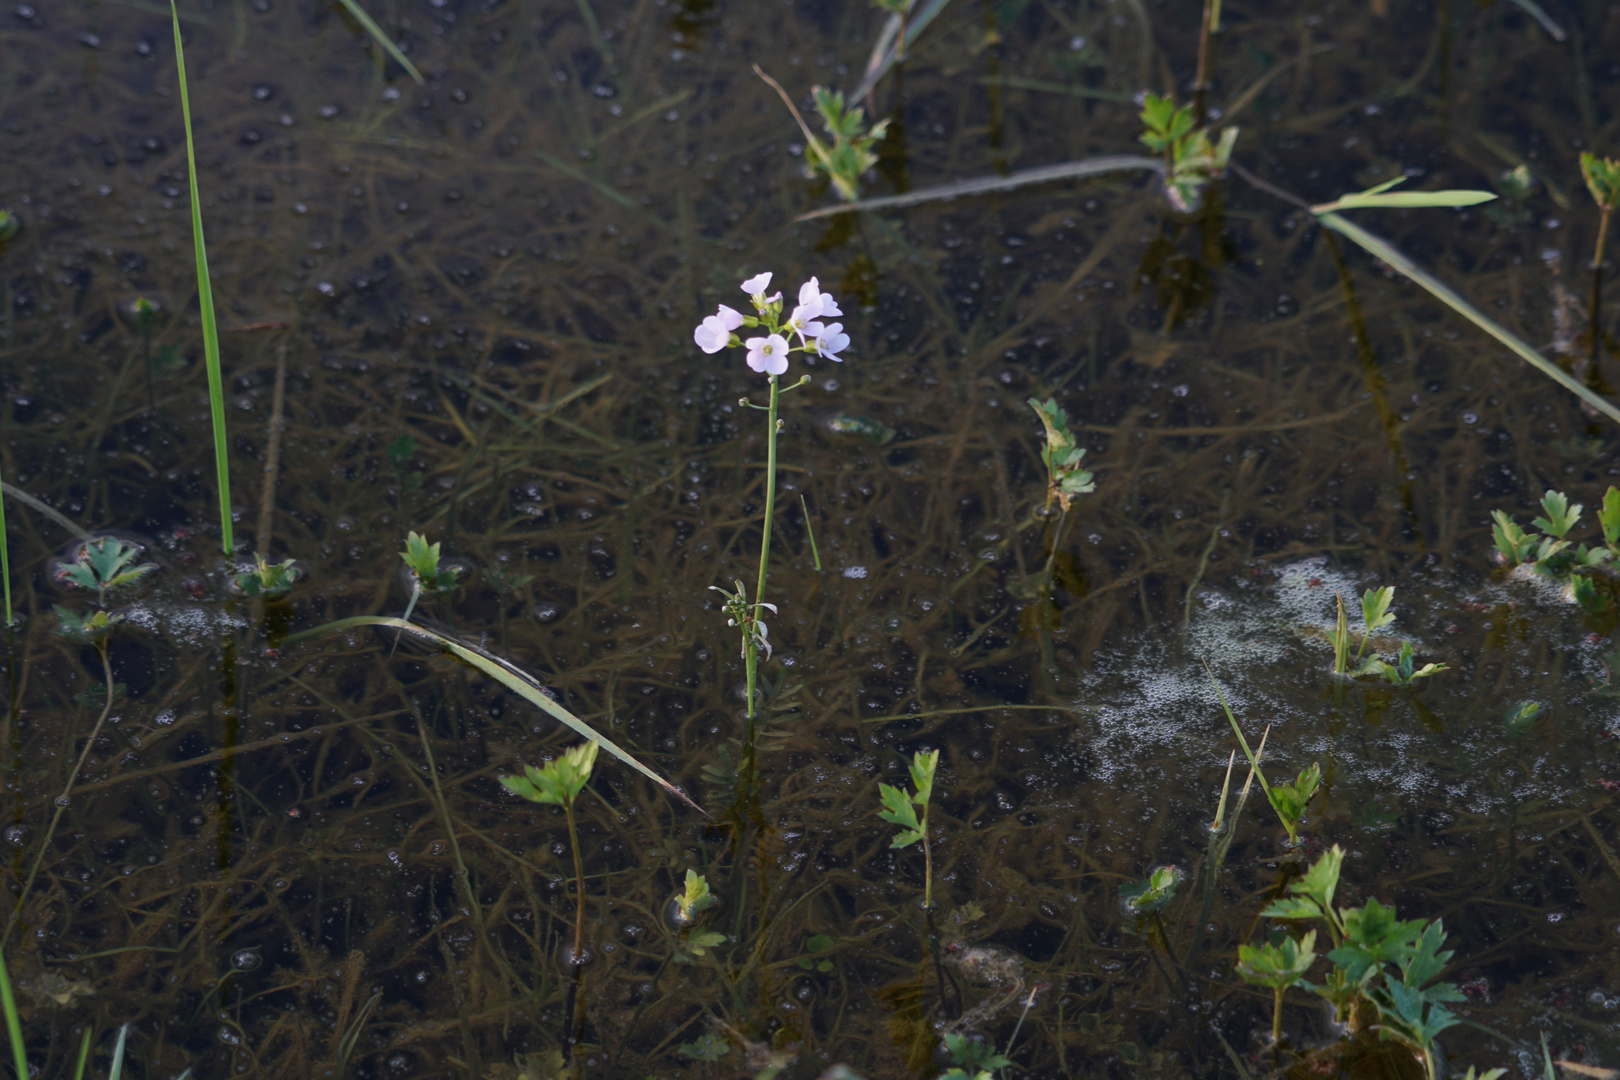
[
  {"left": 1491, "top": 510, "right": 1533, "bottom": 564},
  {"left": 1582, "top": 152, "right": 1620, "bottom": 211},
  {"left": 1236, "top": 929, "right": 1318, "bottom": 989},
  {"left": 1266, "top": 761, "right": 1322, "bottom": 844},
  {"left": 1504, "top": 699, "right": 1542, "bottom": 735},
  {"left": 878, "top": 782, "right": 923, "bottom": 847},
  {"left": 677, "top": 1034, "right": 731, "bottom": 1062},
  {"left": 1361, "top": 586, "right": 1396, "bottom": 634},
  {"left": 1330, "top": 898, "right": 1423, "bottom": 986},
  {"left": 1119, "top": 865, "right": 1182, "bottom": 916},
  {"left": 388, "top": 435, "right": 417, "bottom": 471},
  {"left": 1292, "top": 844, "right": 1343, "bottom": 916},
  {"left": 501, "top": 739, "right": 599, "bottom": 808},
  {"left": 908, "top": 748, "right": 939, "bottom": 806},
  {"left": 1533, "top": 489, "right": 1582, "bottom": 539},
  {"left": 1262, "top": 896, "right": 1328, "bottom": 922},
  {"left": 806, "top": 933, "right": 835, "bottom": 953},
  {"left": 1601, "top": 486, "right": 1620, "bottom": 546},
  {"left": 675, "top": 869, "right": 718, "bottom": 921}
]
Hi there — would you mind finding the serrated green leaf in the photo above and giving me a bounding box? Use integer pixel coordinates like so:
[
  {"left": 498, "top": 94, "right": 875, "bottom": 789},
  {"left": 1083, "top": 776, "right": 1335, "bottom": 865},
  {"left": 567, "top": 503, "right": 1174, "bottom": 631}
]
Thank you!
[
  {"left": 1601, "top": 487, "right": 1620, "bottom": 546},
  {"left": 1361, "top": 586, "right": 1396, "bottom": 633},
  {"left": 1534, "top": 489, "right": 1581, "bottom": 539}
]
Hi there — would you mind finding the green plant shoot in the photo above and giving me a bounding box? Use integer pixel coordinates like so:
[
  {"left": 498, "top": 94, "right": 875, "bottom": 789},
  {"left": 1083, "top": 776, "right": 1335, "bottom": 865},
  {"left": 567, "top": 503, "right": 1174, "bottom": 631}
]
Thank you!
[
  {"left": 1027, "top": 397, "right": 1096, "bottom": 512},
  {"left": 399, "top": 531, "right": 462, "bottom": 623},
  {"left": 236, "top": 556, "right": 301, "bottom": 599},
  {"left": 1138, "top": 93, "right": 1238, "bottom": 212},
  {"left": 501, "top": 740, "right": 599, "bottom": 809},
  {"left": 674, "top": 868, "right": 719, "bottom": 923},
  {"left": 1376, "top": 641, "right": 1449, "bottom": 687},
  {"left": 1236, "top": 929, "right": 1317, "bottom": 1043},
  {"left": 53, "top": 607, "right": 122, "bottom": 646},
  {"left": 1265, "top": 761, "right": 1321, "bottom": 847},
  {"left": 1356, "top": 586, "right": 1395, "bottom": 662},
  {"left": 877, "top": 748, "right": 939, "bottom": 909},
  {"left": 1119, "top": 865, "right": 1183, "bottom": 918},
  {"left": 806, "top": 88, "right": 890, "bottom": 203},
  {"left": 57, "top": 538, "right": 156, "bottom": 607}
]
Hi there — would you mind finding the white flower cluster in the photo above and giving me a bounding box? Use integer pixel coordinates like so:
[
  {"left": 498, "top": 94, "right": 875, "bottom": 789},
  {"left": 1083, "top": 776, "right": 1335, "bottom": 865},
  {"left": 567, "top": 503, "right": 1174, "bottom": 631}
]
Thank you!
[{"left": 693, "top": 272, "right": 850, "bottom": 375}]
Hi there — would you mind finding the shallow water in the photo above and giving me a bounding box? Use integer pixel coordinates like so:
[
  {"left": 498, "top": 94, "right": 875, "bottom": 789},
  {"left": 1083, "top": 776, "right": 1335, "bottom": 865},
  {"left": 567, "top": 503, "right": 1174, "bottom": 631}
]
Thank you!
[{"left": 2, "top": 0, "right": 1620, "bottom": 1076}]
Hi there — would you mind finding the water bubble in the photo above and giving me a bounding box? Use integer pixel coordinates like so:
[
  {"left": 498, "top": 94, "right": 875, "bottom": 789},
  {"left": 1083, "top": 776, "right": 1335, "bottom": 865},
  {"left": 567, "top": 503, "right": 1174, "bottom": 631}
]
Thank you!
[
  {"left": 231, "top": 949, "right": 262, "bottom": 971},
  {"left": 54, "top": 796, "right": 70, "bottom": 808},
  {"left": 1463, "top": 413, "right": 1479, "bottom": 425},
  {"left": 218, "top": 1027, "right": 240, "bottom": 1045},
  {"left": 554, "top": 942, "right": 594, "bottom": 973},
  {"left": 3, "top": 826, "right": 28, "bottom": 847},
  {"left": 410, "top": 968, "right": 432, "bottom": 985},
  {"left": 534, "top": 603, "right": 560, "bottom": 622}
]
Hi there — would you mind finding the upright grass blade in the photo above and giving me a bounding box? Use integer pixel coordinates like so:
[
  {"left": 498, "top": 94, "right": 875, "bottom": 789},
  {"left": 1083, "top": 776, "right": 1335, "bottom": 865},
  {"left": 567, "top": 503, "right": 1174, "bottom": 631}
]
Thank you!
[
  {"left": 1315, "top": 210, "right": 1620, "bottom": 425},
  {"left": 107, "top": 1025, "right": 128, "bottom": 1080},
  {"left": 169, "top": 2, "right": 234, "bottom": 555},
  {"left": 335, "top": 0, "right": 425, "bottom": 84},
  {"left": 335, "top": 991, "right": 382, "bottom": 1078},
  {"left": 0, "top": 948, "right": 23, "bottom": 1080},
  {"left": 795, "top": 155, "right": 1164, "bottom": 221},
  {"left": 282, "top": 616, "right": 707, "bottom": 815},
  {"left": 71, "top": 1028, "right": 91, "bottom": 1080}
]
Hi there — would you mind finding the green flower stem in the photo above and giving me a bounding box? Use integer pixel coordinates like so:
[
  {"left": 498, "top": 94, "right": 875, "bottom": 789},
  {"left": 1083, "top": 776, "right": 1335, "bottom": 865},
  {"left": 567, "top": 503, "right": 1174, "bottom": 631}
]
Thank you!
[
  {"left": 1593, "top": 203, "right": 1612, "bottom": 381},
  {"left": 561, "top": 799, "right": 586, "bottom": 1060},
  {"left": 745, "top": 374, "right": 782, "bottom": 722}
]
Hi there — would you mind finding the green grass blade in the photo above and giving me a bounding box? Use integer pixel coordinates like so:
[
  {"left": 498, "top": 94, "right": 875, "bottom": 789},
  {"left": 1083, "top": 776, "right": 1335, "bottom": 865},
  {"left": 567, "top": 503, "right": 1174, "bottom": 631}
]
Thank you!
[
  {"left": 282, "top": 616, "right": 707, "bottom": 815},
  {"left": 800, "top": 495, "right": 821, "bottom": 572},
  {"left": 1202, "top": 663, "right": 1271, "bottom": 795},
  {"left": 0, "top": 469, "right": 10, "bottom": 626},
  {"left": 795, "top": 155, "right": 1164, "bottom": 221},
  {"left": 335, "top": 0, "right": 425, "bottom": 85},
  {"left": 170, "top": 2, "right": 234, "bottom": 555},
  {"left": 1315, "top": 190, "right": 1497, "bottom": 212},
  {"left": 0, "top": 949, "right": 24, "bottom": 1080},
  {"left": 71, "top": 1028, "right": 91, "bottom": 1080},
  {"left": 107, "top": 1025, "right": 128, "bottom": 1080},
  {"left": 1317, "top": 210, "right": 1620, "bottom": 426},
  {"left": 852, "top": 0, "right": 956, "bottom": 102}
]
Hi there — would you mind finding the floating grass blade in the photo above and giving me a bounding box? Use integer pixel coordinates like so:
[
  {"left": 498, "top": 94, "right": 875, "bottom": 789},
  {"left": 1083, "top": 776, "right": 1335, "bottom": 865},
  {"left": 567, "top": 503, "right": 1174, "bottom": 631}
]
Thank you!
[
  {"left": 0, "top": 948, "right": 23, "bottom": 1080},
  {"left": 335, "top": 0, "right": 425, "bottom": 84},
  {"left": 1316, "top": 210, "right": 1620, "bottom": 425},
  {"left": 169, "top": 2, "right": 234, "bottom": 555},
  {"left": 283, "top": 616, "right": 706, "bottom": 815},
  {"left": 795, "top": 155, "right": 1164, "bottom": 221}
]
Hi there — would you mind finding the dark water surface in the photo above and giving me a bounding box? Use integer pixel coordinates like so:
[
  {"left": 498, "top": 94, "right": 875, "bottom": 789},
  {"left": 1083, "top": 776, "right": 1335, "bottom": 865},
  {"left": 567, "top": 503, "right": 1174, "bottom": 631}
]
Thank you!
[{"left": 3, "top": 0, "right": 1620, "bottom": 1076}]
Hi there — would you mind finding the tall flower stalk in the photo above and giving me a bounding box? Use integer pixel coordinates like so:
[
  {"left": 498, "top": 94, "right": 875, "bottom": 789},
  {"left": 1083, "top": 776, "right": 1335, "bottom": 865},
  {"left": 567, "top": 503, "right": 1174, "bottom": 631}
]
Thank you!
[{"left": 697, "top": 273, "right": 848, "bottom": 730}]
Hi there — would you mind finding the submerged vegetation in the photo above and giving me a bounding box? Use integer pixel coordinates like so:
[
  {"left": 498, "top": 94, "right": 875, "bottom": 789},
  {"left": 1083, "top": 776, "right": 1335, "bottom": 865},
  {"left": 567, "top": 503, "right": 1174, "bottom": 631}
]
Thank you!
[{"left": 0, "top": 0, "right": 1618, "bottom": 1075}]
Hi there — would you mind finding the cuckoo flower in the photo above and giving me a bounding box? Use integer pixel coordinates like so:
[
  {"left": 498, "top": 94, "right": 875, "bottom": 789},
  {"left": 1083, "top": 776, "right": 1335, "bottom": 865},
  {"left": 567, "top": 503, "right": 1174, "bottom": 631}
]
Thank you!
[
  {"left": 694, "top": 304, "right": 745, "bottom": 354},
  {"left": 746, "top": 334, "right": 791, "bottom": 376},
  {"left": 741, "top": 272, "right": 781, "bottom": 308},
  {"left": 811, "top": 322, "right": 849, "bottom": 362}
]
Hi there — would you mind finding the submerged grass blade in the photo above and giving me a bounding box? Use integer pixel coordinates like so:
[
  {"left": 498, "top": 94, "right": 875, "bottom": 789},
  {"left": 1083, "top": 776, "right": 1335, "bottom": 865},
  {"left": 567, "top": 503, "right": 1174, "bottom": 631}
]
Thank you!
[
  {"left": 170, "top": 2, "right": 234, "bottom": 555},
  {"left": 1203, "top": 664, "right": 1271, "bottom": 795},
  {"left": 0, "top": 470, "right": 10, "bottom": 626},
  {"left": 0, "top": 949, "right": 23, "bottom": 1080},
  {"left": 852, "top": 0, "right": 955, "bottom": 103},
  {"left": 336, "top": 991, "right": 382, "bottom": 1079},
  {"left": 1318, "top": 210, "right": 1620, "bottom": 426},
  {"left": 283, "top": 616, "right": 706, "bottom": 815},
  {"left": 800, "top": 494, "right": 822, "bottom": 572},
  {"left": 334, "top": 0, "right": 425, "bottom": 84},
  {"left": 795, "top": 155, "right": 1164, "bottom": 220}
]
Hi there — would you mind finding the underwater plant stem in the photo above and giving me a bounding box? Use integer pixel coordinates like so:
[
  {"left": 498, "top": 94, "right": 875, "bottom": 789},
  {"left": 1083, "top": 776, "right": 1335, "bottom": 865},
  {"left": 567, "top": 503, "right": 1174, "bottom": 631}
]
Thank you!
[
  {"left": 0, "top": 468, "right": 10, "bottom": 627},
  {"left": 561, "top": 801, "right": 586, "bottom": 1062},
  {"left": 5, "top": 645, "right": 115, "bottom": 947},
  {"left": 1592, "top": 205, "right": 1612, "bottom": 383},
  {"left": 1193, "top": 0, "right": 1222, "bottom": 125},
  {"left": 1271, "top": 984, "right": 1283, "bottom": 1043},
  {"left": 170, "top": 1, "right": 234, "bottom": 555}
]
